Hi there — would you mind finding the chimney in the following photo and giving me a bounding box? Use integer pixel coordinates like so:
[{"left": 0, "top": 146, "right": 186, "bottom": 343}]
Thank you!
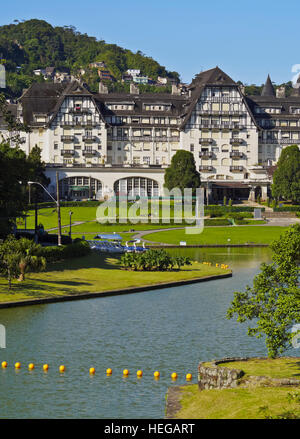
[
  {"left": 130, "top": 82, "right": 139, "bottom": 94},
  {"left": 239, "top": 85, "right": 245, "bottom": 95},
  {"left": 171, "top": 84, "right": 181, "bottom": 95},
  {"left": 98, "top": 82, "right": 108, "bottom": 94},
  {"left": 276, "top": 86, "right": 285, "bottom": 98}
]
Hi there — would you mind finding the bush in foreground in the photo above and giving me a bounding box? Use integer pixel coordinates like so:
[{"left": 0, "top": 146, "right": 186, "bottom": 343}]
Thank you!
[{"left": 120, "top": 249, "right": 191, "bottom": 271}]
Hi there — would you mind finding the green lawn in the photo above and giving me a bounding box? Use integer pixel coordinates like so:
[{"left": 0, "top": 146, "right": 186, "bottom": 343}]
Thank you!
[
  {"left": 219, "top": 357, "right": 300, "bottom": 380},
  {"left": 144, "top": 226, "right": 288, "bottom": 245},
  {"left": 173, "top": 385, "right": 300, "bottom": 419},
  {"left": 18, "top": 206, "right": 99, "bottom": 229},
  {"left": 173, "top": 358, "right": 300, "bottom": 419},
  {"left": 0, "top": 253, "right": 230, "bottom": 304}
]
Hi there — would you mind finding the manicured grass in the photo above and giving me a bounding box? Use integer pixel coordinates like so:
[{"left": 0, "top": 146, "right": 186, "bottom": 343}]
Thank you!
[
  {"left": 145, "top": 226, "right": 288, "bottom": 245},
  {"left": 173, "top": 358, "right": 300, "bottom": 418},
  {"left": 174, "top": 385, "right": 300, "bottom": 419},
  {"left": 0, "top": 253, "right": 230, "bottom": 303},
  {"left": 18, "top": 206, "right": 100, "bottom": 229},
  {"left": 219, "top": 357, "right": 300, "bottom": 380}
]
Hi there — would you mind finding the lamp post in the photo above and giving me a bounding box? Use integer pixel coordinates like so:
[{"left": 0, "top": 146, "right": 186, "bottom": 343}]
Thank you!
[
  {"left": 28, "top": 172, "right": 62, "bottom": 246},
  {"left": 69, "top": 211, "right": 73, "bottom": 238}
]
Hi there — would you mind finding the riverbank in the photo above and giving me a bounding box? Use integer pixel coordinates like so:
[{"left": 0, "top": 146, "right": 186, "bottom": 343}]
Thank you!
[
  {"left": 0, "top": 253, "right": 231, "bottom": 308},
  {"left": 166, "top": 357, "right": 300, "bottom": 419}
]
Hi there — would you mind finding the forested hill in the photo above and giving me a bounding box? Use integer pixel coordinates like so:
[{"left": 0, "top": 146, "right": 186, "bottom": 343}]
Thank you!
[{"left": 0, "top": 19, "right": 180, "bottom": 98}]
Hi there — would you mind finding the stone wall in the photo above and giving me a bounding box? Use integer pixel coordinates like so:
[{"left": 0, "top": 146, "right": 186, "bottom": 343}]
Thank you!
[
  {"left": 198, "top": 359, "right": 244, "bottom": 390},
  {"left": 198, "top": 357, "right": 300, "bottom": 391}
]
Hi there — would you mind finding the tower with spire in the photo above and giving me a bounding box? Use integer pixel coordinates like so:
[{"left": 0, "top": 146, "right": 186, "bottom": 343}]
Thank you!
[{"left": 261, "top": 74, "right": 276, "bottom": 97}]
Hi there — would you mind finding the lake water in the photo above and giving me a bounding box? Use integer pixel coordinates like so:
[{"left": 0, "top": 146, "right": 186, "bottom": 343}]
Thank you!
[{"left": 0, "top": 247, "right": 297, "bottom": 418}]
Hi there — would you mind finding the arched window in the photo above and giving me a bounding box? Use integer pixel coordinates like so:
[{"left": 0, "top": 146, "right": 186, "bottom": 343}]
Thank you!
[
  {"left": 59, "top": 176, "right": 102, "bottom": 200},
  {"left": 114, "top": 177, "right": 159, "bottom": 197}
]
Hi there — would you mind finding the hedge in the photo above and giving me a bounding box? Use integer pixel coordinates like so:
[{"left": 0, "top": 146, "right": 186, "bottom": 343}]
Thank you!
[
  {"left": 39, "top": 240, "right": 91, "bottom": 263},
  {"left": 204, "top": 205, "right": 265, "bottom": 213},
  {"left": 27, "top": 200, "right": 102, "bottom": 210},
  {"left": 274, "top": 206, "right": 300, "bottom": 212},
  {"left": 204, "top": 218, "right": 231, "bottom": 226},
  {"left": 15, "top": 231, "right": 72, "bottom": 245}
]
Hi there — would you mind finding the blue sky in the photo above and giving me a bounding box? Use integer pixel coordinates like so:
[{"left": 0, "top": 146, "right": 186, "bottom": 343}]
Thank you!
[{"left": 1, "top": 0, "right": 299, "bottom": 85}]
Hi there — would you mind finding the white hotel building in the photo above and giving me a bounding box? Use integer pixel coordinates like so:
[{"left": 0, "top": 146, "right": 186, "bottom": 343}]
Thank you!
[{"left": 2, "top": 67, "right": 299, "bottom": 202}]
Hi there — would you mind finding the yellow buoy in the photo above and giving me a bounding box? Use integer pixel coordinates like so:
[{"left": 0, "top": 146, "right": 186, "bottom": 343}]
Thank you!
[
  {"left": 123, "top": 369, "right": 129, "bottom": 376},
  {"left": 15, "top": 362, "right": 21, "bottom": 369},
  {"left": 43, "top": 364, "right": 49, "bottom": 372},
  {"left": 89, "top": 367, "right": 96, "bottom": 374},
  {"left": 137, "top": 370, "right": 143, "bottom": 377},
  {"left": 186, "top": 373, "right": 192, "bottom": 380},
  {"left": 153, "top": 371, "right": 160, "bottom": 378},
  {"left": 106, "top": 368, "right": 112, "bottom": 375},
  {"left": 1, "top": 361, "right": 7, "bottom": 368},
  {"left": 59, "top": 365, "right": 65, "bottom": 373},
  {"left": 171, "top": 372, "right": 178, "bottom": 379},
  {"left": 28, "top": 363, "right": 35, "bottom": 371}
]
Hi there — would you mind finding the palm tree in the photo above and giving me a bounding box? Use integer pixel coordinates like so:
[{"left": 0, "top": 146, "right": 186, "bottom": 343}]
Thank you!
[{"left": 16, "top": 239, "right": 46, "bottom": 282}]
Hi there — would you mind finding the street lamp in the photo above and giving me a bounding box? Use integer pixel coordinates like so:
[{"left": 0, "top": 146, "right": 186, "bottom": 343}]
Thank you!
[
  {"left": 69, "top": 211, "right": 73, "bottom": 238},
  {"left": 28, "top": 172, "right": 62, "bottom": 246}
]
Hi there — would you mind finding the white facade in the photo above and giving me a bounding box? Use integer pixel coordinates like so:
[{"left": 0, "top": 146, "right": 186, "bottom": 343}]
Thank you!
[{"left": 5, "top": 67, "right": 300, "bottom": 202}]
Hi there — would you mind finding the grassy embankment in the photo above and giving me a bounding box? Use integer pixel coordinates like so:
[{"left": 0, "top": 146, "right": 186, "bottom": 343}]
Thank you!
[
  {"left": 0, "top": 253, "right": 230, "bottom": 304},
  {"left": 172, "top": 358, "right": 300, "bottom": 419}
]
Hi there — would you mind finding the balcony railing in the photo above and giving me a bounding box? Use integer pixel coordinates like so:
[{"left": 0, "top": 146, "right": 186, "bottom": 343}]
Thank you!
[
  {"left": 61, "top": 149, "right": 75, "bottom": 156},
  {"left": 230, "top": 165, "right": 244, "bottom": 172},
  {"left": 198, "top": 110, "right": 245, "bottom": 116},
  {"left": 69, "top": 107, "right": 91, "bottom": 114},
  {"left": 230, "top": 138, "right": 243, "bottom": 144},
  {"left": 73, "top": 120, "right": 98, "bottom": 127},
  {"left": 60, "top": 121, "right": 74, "bottom": 127},
  {"left": 199, "top": 151, "right": 213, "bottom": 158},
  {"left": 260, "top": 138, "right": 299, "bottom": 144},
  {"left": 201, "top": 123, "right": 246, "bottom": 130},
  {"left": 61, "top": 135, "right": 75, "bottom": 141},
  {"left": 199, "top": 138, "right": 213, "bottom": 144},
  {"left": 82, "top": 149, "right": 97, "bottom": 156},
  {"left": 230, "top": 151, "right": 244, "bottom": 159},
  {"left": 82, "top": 136, "right": 97, "bottom": 142},
  {"left": 199, "top": 165, "right": 213, "bottom": 171}
]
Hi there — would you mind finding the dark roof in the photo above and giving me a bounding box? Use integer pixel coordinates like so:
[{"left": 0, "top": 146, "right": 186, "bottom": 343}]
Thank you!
[
  {"left": 247, "top": 94, "right": 300, "bottom": 118},
  {"left": 261, "top": 75, "right": 276, "bottom": 97},
  {"left": 94, "top": 92, "right": 187, "bottom": 118},
  {"left": 19, "top": 82, "right": 68, "bottom": 125},
  {"left": 180, "top": 67, "right": 260, "bottom": 130},
  {"left": 19, "top": 81, "right": 95, "bottom": 126},
  {"left": 18, "top": 68, "right": 300, "bottom": 131}
]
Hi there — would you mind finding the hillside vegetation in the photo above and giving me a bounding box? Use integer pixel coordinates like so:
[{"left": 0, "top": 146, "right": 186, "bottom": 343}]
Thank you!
[{"left": 0, "top": 19, "right": 180, "bottom": 97}]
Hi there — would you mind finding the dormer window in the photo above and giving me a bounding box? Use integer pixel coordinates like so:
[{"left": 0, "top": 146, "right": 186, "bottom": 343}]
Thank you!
[{"left": 34, "top": 114, "right": 47, "bottom": 123}]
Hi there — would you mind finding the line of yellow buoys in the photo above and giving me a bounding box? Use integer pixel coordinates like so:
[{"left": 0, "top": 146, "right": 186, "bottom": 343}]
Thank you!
[
  {"left": 1, "top": 361, "right": 192, "bottom": 380},
  {"left": 202, "top": 261, "right": 229, "bottom": 269}
]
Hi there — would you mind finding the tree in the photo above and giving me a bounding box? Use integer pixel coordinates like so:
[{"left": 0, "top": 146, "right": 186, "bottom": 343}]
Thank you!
[
  {"left": 0, "top": 94, "right": 30, "bottom": 236},
  {"left": 227, "top": 224, "right": 300, "bottom": 358},
  {"left": 164, "top": 150, "right": 201, "bottom": 194},
  {"left": 272, "top": 145, "right": 300, "bottom": 203},
  {"left": 0, "top": 236, "right": 46, "bottom": 287},
  {"left": 14, "top": 237, "right": 46, "bottom": 281}
]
